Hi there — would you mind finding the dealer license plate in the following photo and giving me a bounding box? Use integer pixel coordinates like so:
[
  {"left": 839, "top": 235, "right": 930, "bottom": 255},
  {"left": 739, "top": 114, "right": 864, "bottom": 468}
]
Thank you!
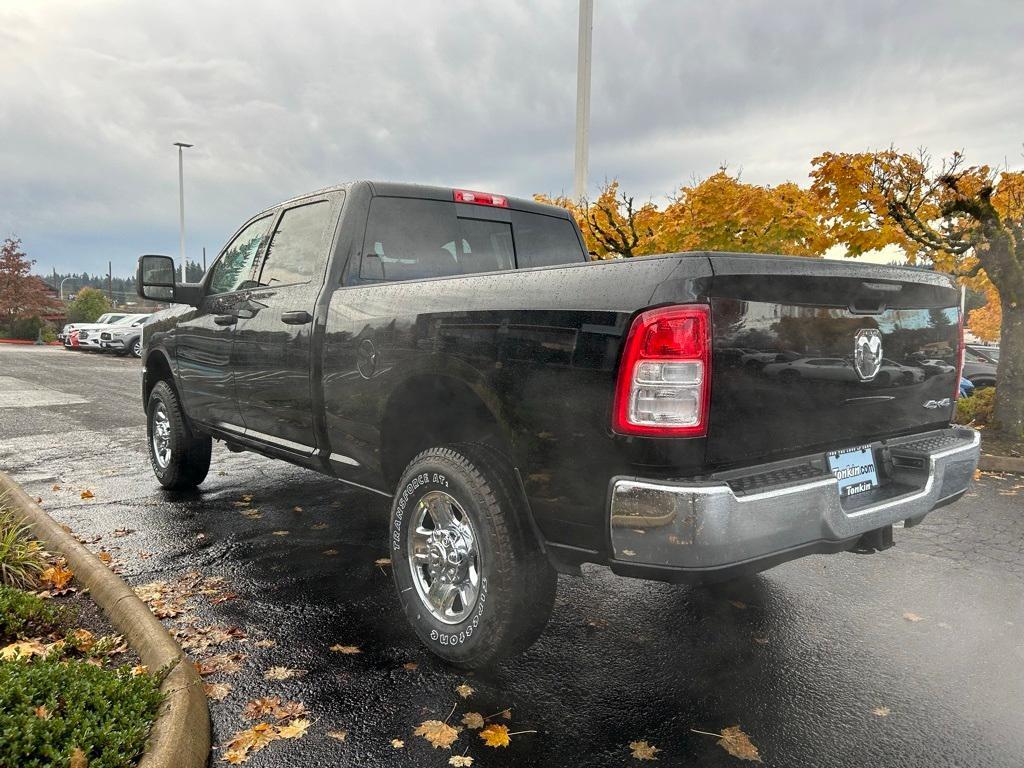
[{"left": 827, "top": 445, "right": 878, "bottom": 498}]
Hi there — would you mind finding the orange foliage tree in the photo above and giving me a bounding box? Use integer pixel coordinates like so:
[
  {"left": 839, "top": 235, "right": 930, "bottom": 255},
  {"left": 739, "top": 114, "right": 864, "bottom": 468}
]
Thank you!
[
  {"left": 535, "top": 171, "right": 826, "bottom": 259},
  {"left": 535, "top": 181, "right": 660, "bottom": 258},
  {"left": 968, "top": 287, "right": 1001, "bottom": 342},
  {"left": 655, "top": 171, "right": 826, "bottom": 256}
]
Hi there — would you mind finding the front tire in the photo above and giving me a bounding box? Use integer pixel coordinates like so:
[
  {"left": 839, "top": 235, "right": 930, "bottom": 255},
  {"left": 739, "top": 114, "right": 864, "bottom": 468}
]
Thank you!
[
  {"left": 131, "top": 338, "right": 143, "bottom": 358},
  {"left": 146, "top": 380, "right": 212, "bottom": 490},
  {"left": 389, "top": 444, "right": 557, "bottom": 668}
]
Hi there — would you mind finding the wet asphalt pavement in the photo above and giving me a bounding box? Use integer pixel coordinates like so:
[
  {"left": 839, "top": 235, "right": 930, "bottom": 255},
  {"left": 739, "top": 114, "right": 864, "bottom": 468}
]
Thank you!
[{"left": 1, "top": 344, "right": 1023, "bottom": 768}]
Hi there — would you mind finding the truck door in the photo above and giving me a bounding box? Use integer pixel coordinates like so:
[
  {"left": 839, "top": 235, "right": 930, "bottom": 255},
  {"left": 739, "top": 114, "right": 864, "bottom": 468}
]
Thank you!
[
  {"left": 176, "top": 214, "right": 274, "bottom": 431},
  {"left": 230, "top": 192, "right": 341, "bottom": 455}
]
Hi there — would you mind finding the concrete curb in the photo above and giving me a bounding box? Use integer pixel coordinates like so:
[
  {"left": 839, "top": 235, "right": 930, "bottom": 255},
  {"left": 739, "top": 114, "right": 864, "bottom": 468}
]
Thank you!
[
  {"left": 0, "top": 471, "right": 210, "bottom": 768},
  {"left": 978, "top": 453, "right": 1024, "bottom": 474}
]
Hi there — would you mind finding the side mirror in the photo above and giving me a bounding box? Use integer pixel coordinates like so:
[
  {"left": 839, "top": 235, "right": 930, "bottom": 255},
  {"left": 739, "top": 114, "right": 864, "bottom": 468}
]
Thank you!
[{"left": 137, "top": 255, "right": 176, "bottom": 302}]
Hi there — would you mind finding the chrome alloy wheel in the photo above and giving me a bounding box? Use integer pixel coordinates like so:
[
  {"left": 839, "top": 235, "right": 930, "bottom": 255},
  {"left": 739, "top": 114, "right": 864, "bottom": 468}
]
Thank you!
[
  {"left": 151, "top": 403, "right": 172, "bottom": 469},
  {"left": 407, "top": 490, "right": 481, "bottom": 624}
]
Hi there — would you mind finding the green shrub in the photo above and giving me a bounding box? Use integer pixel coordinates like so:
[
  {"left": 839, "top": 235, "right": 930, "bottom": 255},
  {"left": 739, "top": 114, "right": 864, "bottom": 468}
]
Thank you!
[
  {"left": 8, "top": 315, "right": 43, "bottom": 340},
  {"left": 955, "top": 387, "right": 996, "bottom": 427},
  {"left": 0, "top": 585, "right": 64, "bottom": 642},
  {"left": 41, "top": 324, "right": 57, "bottom": 343},
  {"left": 0, "top": 655, "right": 163, "bottom": 768},
  {"left": 67, "top": 288, "right": 112, "bottom": 324},
  {"left": 0, "top": 505, "right": 48, "bottom": 589}
]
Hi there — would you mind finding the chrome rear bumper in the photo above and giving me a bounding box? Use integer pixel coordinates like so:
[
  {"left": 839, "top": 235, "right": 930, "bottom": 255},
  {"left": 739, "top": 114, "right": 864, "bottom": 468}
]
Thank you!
[{"left": 608, "top": 427, "right": 980, "bottom": 575}]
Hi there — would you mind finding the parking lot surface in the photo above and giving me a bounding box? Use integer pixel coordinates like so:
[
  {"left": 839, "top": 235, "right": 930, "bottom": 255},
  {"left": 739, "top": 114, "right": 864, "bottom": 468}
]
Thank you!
[{"left": 1, "top": 345, "right": 1022, "bottom": 767}]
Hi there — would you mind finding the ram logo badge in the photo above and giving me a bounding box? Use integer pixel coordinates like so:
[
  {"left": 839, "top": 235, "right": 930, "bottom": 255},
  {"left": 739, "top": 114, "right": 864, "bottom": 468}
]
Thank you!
[
  {"left": 853, "top": 329, "right": 883, "bottom": 381},
  {"left": 923, "top": 398, "right": 952, "bottom": 409}
]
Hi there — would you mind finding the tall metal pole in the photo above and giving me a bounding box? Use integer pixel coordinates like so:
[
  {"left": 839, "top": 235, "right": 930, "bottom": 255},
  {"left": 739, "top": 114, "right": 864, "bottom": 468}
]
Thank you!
[
  {"left": 573, "top": 0, "right": 594, "bottom": 202},
  {"left": 173, "top": 142, "right": 193, "bottom": 283}
]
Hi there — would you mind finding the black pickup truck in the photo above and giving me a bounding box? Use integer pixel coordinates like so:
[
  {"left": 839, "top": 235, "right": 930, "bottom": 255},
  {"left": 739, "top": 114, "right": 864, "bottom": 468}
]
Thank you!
[{"left": 137, "top": 181, "right": 980, "bottom": 667}]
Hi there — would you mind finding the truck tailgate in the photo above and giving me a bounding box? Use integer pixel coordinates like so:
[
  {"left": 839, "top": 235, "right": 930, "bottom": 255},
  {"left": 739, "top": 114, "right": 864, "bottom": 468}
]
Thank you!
[{"left": 706, "top": 255, "right": 961, "bottom": 469}]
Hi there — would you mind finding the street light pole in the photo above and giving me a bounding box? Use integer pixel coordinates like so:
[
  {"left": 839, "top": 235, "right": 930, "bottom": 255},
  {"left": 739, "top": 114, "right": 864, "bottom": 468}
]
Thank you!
[
  {"left": 173, "top": 142, "right": 194, "bottom": 283},
  {"left": 59, "top": 276, "right": 73, "bottom": 301},
  {"left": 573, "top": 0, "right": 594, "bottom": 202}
]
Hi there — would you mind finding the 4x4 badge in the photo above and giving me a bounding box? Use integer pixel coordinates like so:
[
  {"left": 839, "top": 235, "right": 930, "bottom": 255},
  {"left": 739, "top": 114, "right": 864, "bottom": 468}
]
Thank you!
[{"left": 854, "top": 329, "right": 883, "bottom": 381}]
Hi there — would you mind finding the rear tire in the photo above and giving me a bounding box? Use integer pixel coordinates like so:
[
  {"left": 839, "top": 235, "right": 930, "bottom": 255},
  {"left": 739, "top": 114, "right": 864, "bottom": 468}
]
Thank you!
[
  {"left": 146, "top": 380, "right": 212, "bottom": 490},
  {"left": 131, "top": 338, "right": 143, "bottom": 358},
  {"left": 389, "top": 443, "right": 557, "bottom": 668}
]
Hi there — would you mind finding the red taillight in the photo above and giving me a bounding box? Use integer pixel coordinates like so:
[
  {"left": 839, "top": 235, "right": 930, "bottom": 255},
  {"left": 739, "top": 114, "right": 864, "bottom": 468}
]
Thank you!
[
  {"left": 953, "top": 308, "right": 965, "bottom": 399},
  {"left": 453, "top": 189, "right": 509, "bottom": 208},
  {"left": 612, "top": 305, "right": 711, "bottom": 437}
]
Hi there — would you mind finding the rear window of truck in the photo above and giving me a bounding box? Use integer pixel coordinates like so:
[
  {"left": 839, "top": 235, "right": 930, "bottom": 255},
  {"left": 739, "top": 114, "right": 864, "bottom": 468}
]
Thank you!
[{"left": 359, "top": 196, "right": 585, "bottom": 282}]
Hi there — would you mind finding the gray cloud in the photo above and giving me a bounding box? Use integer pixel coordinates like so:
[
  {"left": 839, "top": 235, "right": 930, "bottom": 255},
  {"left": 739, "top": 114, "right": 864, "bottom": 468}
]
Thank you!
[{"left": 1, "top": 0, "right": 1021, "bottom": 275}]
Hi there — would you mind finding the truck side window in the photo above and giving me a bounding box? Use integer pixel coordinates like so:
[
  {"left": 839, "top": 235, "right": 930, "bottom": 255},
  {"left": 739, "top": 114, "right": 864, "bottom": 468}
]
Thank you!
[
  {"left": 360, "top": 197, "right": 459, "bottom": 282},
  {"left": 208, "top": 215, "right": 273, "bottom": 295},
  {"left": 257, "top": 201, "right": 333, "bottom": 287},
  {"left": 512, "top": 212, "right": 587, "bottom": 268}
]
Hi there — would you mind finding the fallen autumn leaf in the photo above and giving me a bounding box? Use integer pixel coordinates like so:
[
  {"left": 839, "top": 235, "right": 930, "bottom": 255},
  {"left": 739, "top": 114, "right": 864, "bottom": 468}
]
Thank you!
[
  {"left": 479, "top": 723, "right": 511, "bottom": 748},
  {"left": 330, "top": 644, "right": 361, "bottom": 654},
  {"left": 415, "top": 720, "right": 460, "bottom": 749},
  {"left": 692, "top": 726, "right": 762, "bottom": 763},
  {"left": 40, "top": 564, "right": 73, "bottom": 591},
  {"left": 629, "top": 740, "right": 660, "bottom": 760},
  {"left": 264, "top": 666, "right": 303, "bottom": 681},
  {"left": 204, "top": 682, "right": 232, "bottom": 701},
  {"left": 277, "top": 718, "right": 311, "bottom": 739}
]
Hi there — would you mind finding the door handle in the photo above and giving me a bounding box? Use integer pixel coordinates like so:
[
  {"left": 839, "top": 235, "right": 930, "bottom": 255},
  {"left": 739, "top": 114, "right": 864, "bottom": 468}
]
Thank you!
[
  {"left": 281, "top": 310, "right": 313, "bottom": 325},
  {"left": 213, "top": 314, "right": 238, "bottom": 326}
]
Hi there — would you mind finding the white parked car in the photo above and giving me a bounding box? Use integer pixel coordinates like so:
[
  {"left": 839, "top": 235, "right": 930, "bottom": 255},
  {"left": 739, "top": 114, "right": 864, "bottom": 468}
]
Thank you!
[
  {"left": 70, "top": 313, "right": 148, "bottom": 351},
  {"left": 60, "top": 312, "right": 129, "bottom": 345}
]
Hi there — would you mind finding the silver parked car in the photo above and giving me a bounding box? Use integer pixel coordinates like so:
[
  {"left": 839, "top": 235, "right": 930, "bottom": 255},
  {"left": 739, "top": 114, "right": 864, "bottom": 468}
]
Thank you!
[{"left": 100, "top": 314, "right": 157, "bottom": 358}]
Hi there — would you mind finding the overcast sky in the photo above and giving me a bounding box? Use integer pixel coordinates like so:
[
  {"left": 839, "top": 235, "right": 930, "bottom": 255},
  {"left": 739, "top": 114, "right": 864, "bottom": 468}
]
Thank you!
[{"left": 2, "top": 0, "right": 1022, "bottom": 277}]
